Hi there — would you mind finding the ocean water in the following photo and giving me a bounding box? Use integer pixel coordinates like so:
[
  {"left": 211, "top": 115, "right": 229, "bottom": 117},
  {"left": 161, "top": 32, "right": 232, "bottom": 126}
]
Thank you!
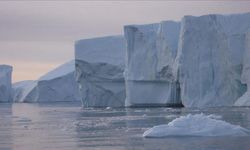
[{"left": 0, "top": 103, "right": 250, "bottom": 150}]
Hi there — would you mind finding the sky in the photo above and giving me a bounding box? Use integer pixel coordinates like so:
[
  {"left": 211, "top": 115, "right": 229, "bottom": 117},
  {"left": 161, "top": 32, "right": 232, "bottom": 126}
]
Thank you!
[{"left": 1, "top": 1, "right": 250, "bottom": 82}]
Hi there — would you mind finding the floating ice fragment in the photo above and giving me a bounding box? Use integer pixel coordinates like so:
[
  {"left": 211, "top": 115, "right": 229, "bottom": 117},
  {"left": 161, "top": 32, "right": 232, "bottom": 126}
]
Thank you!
[{"left": 143, "top": 114, "right": 249, "bottom": 138}]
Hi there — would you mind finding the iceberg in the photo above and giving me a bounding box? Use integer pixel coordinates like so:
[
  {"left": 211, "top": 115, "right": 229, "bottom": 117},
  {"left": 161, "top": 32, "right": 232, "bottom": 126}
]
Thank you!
[
  {"left": 13, "top": 80, "right": 37, "bottom": 102},
  {"left": 124, "top": 21, "right": 182, "bottom": 107},
  {"left": 75, "top": 36, "right": 126, "bottom": 107},
  {"left": 123, "top": 12, "right": 250, "bottom": 107},
  {"left": 13, "top": 61, "right": 81, "bottom": 102},
  {"left": 234, "top": 91, "right": 250, "bottom": 106},
  {"left": 143, "top": 114, "right": 250, "bottom": 138},
  {"left": 176, "top": 13, "right": 250, "bottom": 107},
  {"left": 0, "top": 65, "right": 13, "bottom": 102},
  {"left": 234, "top": 29, "right": 250, "bottom": 106}
]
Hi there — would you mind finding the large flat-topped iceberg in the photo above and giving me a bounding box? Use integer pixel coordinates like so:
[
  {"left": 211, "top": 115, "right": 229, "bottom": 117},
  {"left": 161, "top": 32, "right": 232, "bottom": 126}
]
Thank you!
[
  {"left": 177, "top": 13, "right": 250, "bottom": 107},
  {"left": 124, "top": 21, "right": 182, "bottom": 107},
  {"left": 143, "top": 114, "right": 250, "bottom": 138},
  {"left": 0, "top": 65, "right": 13, "bottom": 102},
  {"left": 75, "top": 36, "right": 126, "bottom": 107},
  {"left": 123, "top": 12, "right": 250, "bottom": 108},
  {"left": 13, "top": 61, "right": 81, "bottom": 102}
]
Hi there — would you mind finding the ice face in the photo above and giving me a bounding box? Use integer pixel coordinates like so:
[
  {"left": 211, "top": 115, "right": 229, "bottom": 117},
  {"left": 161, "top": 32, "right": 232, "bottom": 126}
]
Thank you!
[
  {"left": 143, "top": 114, "right": 250, "bottom": 138},
  {"left": 75, "top": 36, "right": 126, "bottom": 107},
  {"left": 36, "top": 61, "right": 81, "bottom": 102},
  {"left": 123, "top": 12, "right": 250, "bottom": 108},
  {"left": 176, "top": 13, "right": 250, "bottom": 107},
  {"left": 124, "top": 21, "right": 182, "bottom": 107},
  {"left": 13, "top": 61, "right": 81, "bottom": 102},
  {"left": 0, "top": 65, "right": 13, "bottom": 102},
  {"left": 234, "top": 29, "right": 250, "bottom": 106},
  {"left": 13, "top": 80, "right": 37, "bottom": 102}
]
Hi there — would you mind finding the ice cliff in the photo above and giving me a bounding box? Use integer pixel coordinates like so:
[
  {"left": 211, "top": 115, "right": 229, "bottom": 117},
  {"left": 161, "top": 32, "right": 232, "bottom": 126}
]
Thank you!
[
  {"left": 177, "top": 13, "right": 250, "bottom": 107},
  {"left": 13, "top": 61, "right": 81, "bottom": 102},
  {"left": 13, "top": 12, "right": 250, "bottom": 107},
  {"left": 124, "top": 12, "right": 250, "bottom": 108},
  {"left": 124, "top": 21, "right": 182, "bottom": 107},
  {"left": 235, "top": 29, "right": 250, "bottom": 106},
  {"left": 75, "top": 36, "right": 126, "bottom": 107},
  {"left": 0, "top": 65, "right": 12, "bottom": 102}
]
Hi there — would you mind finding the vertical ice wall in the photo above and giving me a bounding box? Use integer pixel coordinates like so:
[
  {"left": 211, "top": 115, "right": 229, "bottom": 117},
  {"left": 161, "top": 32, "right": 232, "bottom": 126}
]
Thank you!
[
  {"left": 124, "top": 21, "right": 182, "bottom": 107},
  {"left": 177, "top": 13, "right": 250, "bottom": 107},
  {"left": 0, "top": 65, "right": 13, "bottom": 102},
  {"left": 75, "top": 36, "right": 126, "bottom": 107},
  {"left": 235, "top": 29, "right": 250, "bottom": 106}
]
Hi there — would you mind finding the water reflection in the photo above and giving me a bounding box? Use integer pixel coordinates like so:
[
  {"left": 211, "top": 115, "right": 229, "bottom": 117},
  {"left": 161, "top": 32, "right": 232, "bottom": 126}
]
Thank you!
[
  {"left": 11, "top": 103, "right": 80, "bottom": 150},
  {"left": 0, "top": 103, "right": 250, "bottom": 150},
  {"left": 0, "top": 104, "right": 12, "bottom": 150}
]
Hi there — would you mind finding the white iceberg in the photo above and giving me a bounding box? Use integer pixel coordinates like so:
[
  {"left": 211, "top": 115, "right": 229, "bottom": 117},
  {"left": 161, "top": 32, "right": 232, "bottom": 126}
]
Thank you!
[
  {"left": 176, "top": 13, "right": 250, "bottom": 107},
  {"left": 123, "top": 12, "right": 250, "bottom": 108},
  {"left": 13, "top": 80, "right": 37, "bottom": 102},
  {"left": 143, "top": 114, "right": 250, "bottom": 138},
  {"left": 13, "top": 61, "right": 81, "bottom": 102},
  {"left": 75, "top": 35, "right": 126, "bottom": 107},
  {"left": 0, "top": 65, "right": 13, "bottom": 102},
  {"left": 124, "top": 21, "right": 182, "bottom": 107}
]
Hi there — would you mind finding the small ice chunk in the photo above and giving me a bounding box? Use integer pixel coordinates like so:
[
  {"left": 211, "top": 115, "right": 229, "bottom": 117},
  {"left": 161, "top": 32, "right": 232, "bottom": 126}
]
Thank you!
[
  {"left": 105, "top": 107, "right": 112, "bottom": 110},
  {"left": 143, "top": 114, "right": 249, "bottom": 138}
]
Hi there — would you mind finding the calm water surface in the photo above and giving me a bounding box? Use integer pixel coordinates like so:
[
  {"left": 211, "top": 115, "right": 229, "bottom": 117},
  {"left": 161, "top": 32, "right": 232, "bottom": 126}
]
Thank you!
[{"left": 0, "top": 103, "right": 250, "bottom": 150}]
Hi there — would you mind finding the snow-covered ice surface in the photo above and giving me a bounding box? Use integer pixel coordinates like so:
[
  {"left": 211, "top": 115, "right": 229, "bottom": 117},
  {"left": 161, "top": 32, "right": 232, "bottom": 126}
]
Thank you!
[
  {"left": 124, "top": 21, "right": 182, "bottom": 107},
  {"left": 1, "top": 103, "right": 250, "bottom": 150},
  {"left": 143, "top": 114, "right": 249, "bottom": 138},
  {"left": 75, "top": 36, "right": 126, "bottom": 107},
  {"left": 0, "top": 65, "right": 13, "bottom": 102},
  {"left": 13, "top": 61, "right": 81, "bottom": 102},
  {"left": 177, "top": 13, "right": 250, "bottom": 107},
  {"left": 39, "top": 60, "right": 75, "bottom": 81}
]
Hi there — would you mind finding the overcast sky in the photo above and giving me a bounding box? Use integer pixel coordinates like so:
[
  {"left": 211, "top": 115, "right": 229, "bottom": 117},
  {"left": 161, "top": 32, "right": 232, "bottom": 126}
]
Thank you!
[{"left": 1, "top": 1, "right": 250, "bottom": 82}]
